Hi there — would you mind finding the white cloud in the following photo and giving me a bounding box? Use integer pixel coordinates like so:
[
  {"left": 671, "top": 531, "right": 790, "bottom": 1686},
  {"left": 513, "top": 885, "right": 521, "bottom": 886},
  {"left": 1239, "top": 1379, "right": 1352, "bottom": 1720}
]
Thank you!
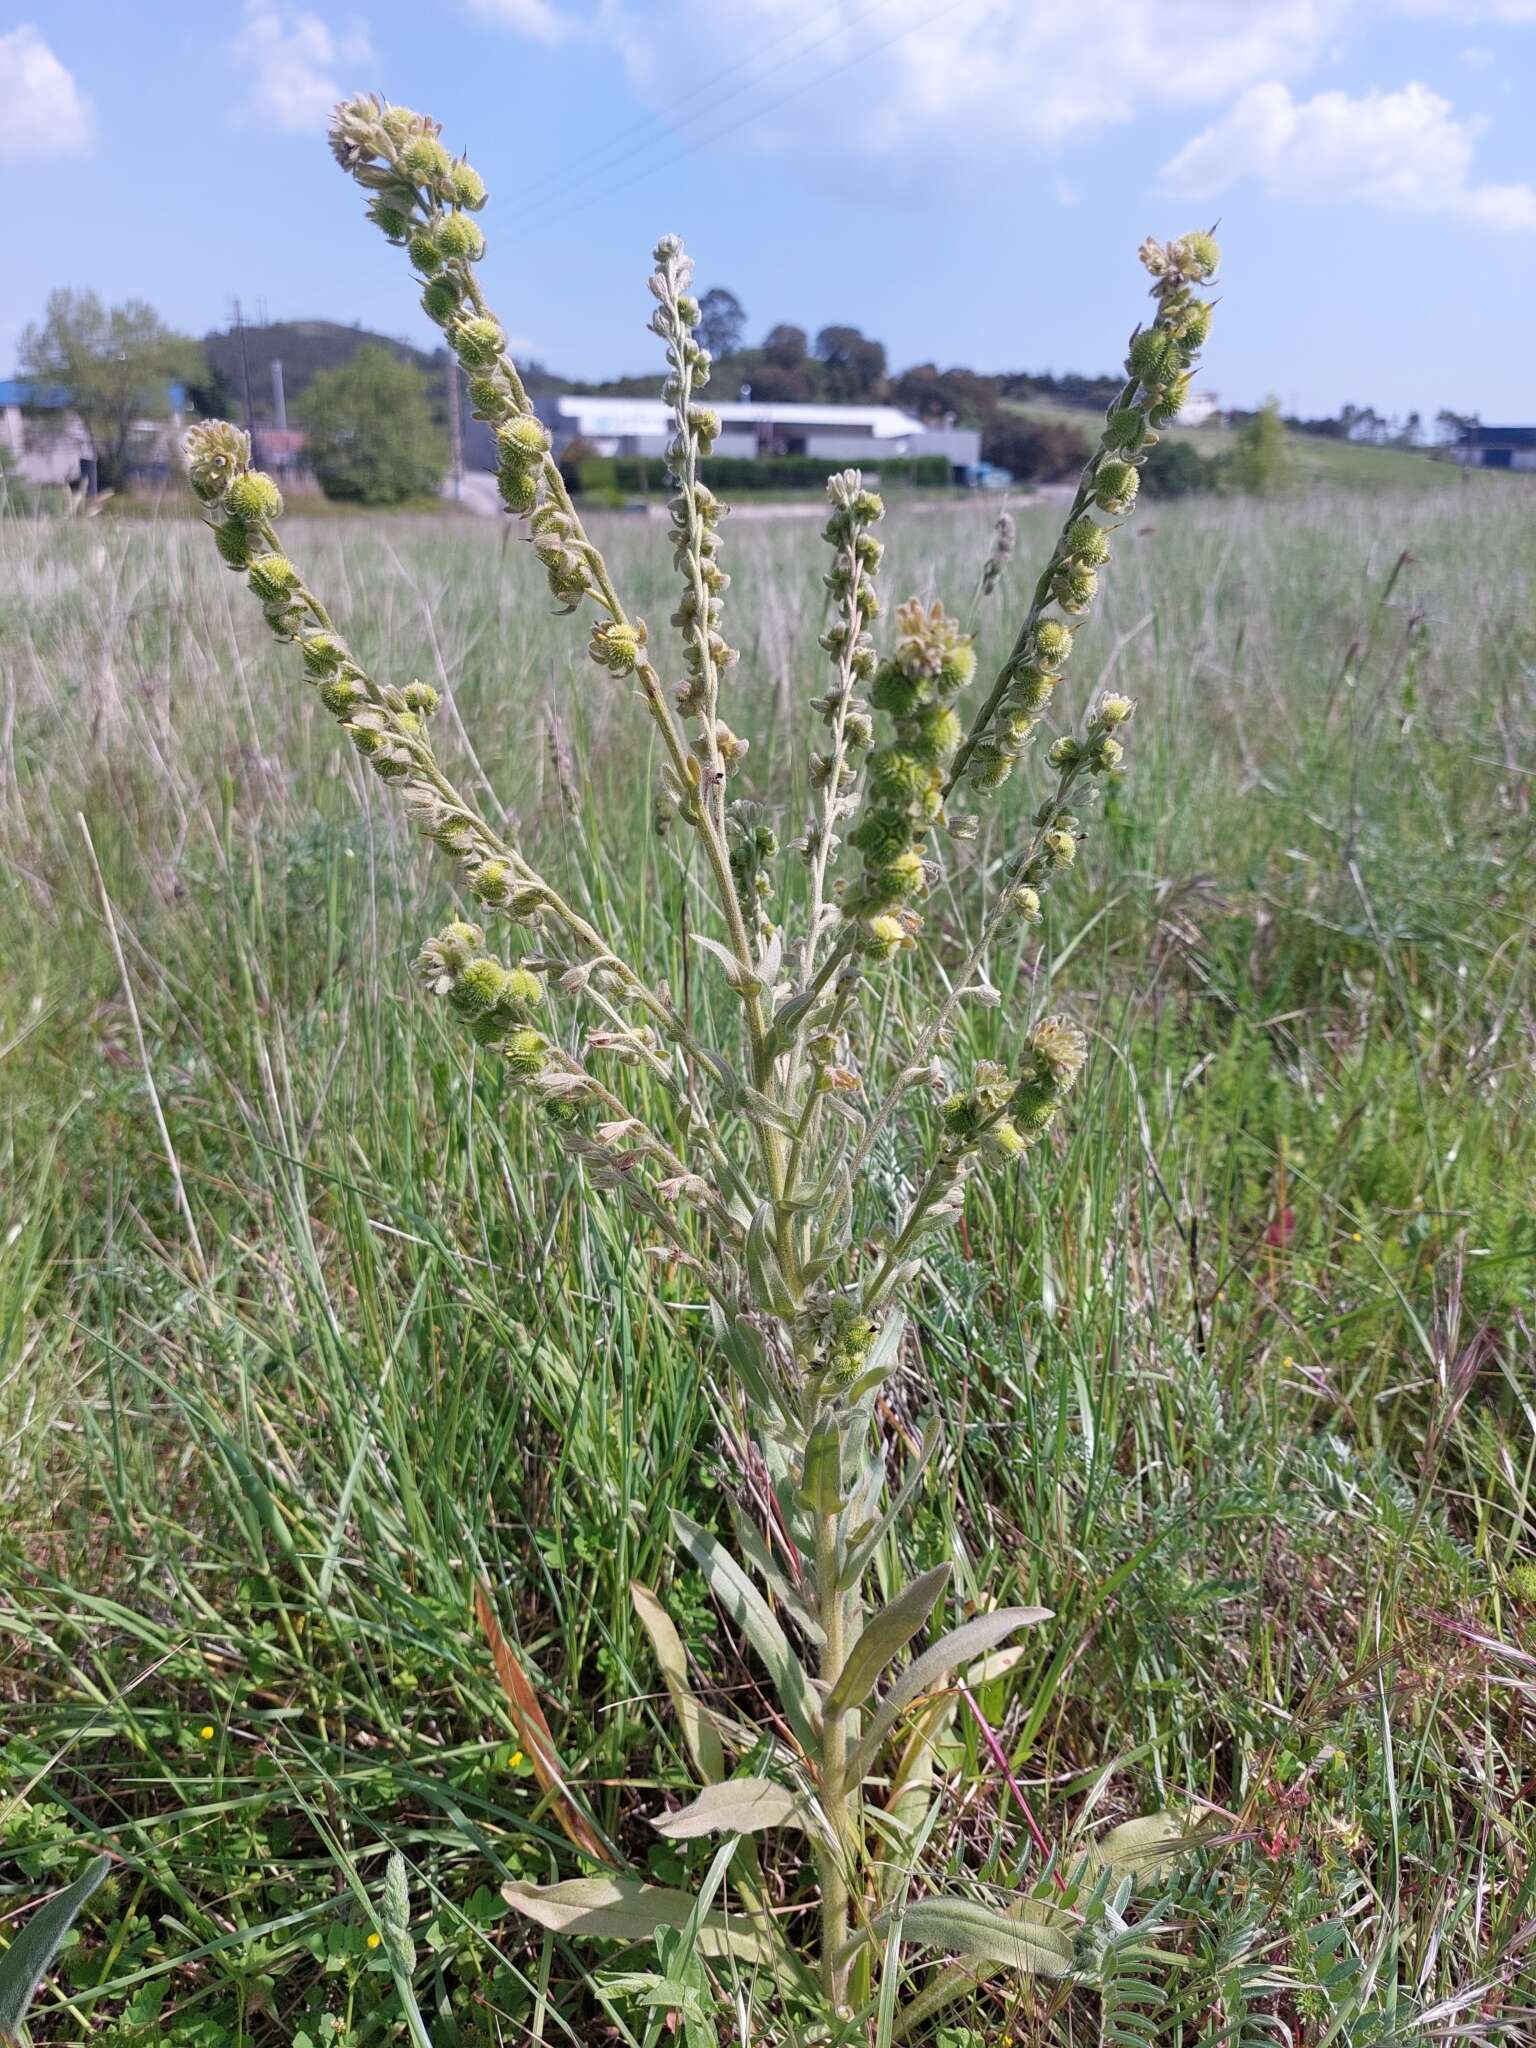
[
  {"left": 232, "top": 3, "right": 375, "bottom": 133},
  {"left": 1162, "top": 79, "right": 1536, "bottom": 229},
  {"left": 0, "top": 26, "right": 92, "bottom": 160},
  {"left": 466, "top": 0, "right": 576, "bottom": 40}
]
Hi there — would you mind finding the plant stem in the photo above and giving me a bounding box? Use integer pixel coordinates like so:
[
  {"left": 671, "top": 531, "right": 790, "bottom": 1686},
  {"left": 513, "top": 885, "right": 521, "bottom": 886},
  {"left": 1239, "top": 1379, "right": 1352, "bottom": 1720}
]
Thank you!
[{"left": 816, "top": 1505, "right": 853, "bottom": 2009}]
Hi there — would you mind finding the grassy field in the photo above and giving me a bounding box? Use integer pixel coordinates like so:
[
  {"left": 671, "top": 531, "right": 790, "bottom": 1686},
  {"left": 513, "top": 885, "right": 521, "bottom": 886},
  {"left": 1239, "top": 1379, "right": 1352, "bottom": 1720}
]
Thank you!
[
  {"left": 2, "top": 479, "right": 1534, "bottom": 2044},
  {"left": 1001, "top": 400, "right": 1473, "bottom": 493}
]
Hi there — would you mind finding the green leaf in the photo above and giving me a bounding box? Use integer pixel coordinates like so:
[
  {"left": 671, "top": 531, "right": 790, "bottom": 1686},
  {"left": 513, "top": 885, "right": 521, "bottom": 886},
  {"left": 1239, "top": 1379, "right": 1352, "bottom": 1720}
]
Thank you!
[
  {"left": 672, "top": 1512, "right": 822, "bottom": 1752},
  {"left": 1083, "top": 1811, "right": 1193, "bottom": 1885},
  {"left": 500, "top": 1877, "right": 782, "bottom": 1965},
  {"left": 828, "top": 1565, "right": 951, "bottom": 1716},
  {"left": 0, "top": 1853, "right": 112, "bottom": 2043},
  {"left": 869, "top": 1894, "right": 1075, "bottom": 1979},
  {"left": 844, "top": 1606, "right": 1051, "bottom": 1790},
  {"left": 630, "top": 1580, "right": 726, "bottom": 1788},
  {"left": 652, "top": 1777, "right": 803, "bottom": 1840},
  {"left": 840, "top": 1415, "right": 941, "bottom": 1590},
  {"left": 796, "top": 1413, "right": 846, "bottom": 1517}
]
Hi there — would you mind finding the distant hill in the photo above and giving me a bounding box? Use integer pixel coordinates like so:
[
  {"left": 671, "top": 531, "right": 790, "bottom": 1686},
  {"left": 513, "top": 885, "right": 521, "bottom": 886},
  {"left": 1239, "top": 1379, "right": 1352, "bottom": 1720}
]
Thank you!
[
  {"left": 199, "top": 320, "right": 447, "bottom": 423},
  {"left": 197, "top": 319, "right": 569, "bottom": 425}
]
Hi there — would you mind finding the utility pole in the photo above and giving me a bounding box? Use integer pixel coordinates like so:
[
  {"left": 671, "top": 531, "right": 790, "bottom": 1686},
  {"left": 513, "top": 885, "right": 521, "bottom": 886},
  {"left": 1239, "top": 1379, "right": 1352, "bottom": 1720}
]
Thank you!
[
  {"left": 233, "top": 299, "right": 256, "bottom": 433},
  {"left": 271, "top": 358, "right": 287, "bottom": 433},
  {"left": 447, "top": 351, "right": 463, "bottom": 502}
]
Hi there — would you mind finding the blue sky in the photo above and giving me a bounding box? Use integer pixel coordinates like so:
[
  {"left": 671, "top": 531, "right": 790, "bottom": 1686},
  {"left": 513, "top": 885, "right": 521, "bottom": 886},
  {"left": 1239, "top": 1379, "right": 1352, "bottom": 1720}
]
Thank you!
[{"left": 8, "top": 1, "right": 1536, "bottom": 422}]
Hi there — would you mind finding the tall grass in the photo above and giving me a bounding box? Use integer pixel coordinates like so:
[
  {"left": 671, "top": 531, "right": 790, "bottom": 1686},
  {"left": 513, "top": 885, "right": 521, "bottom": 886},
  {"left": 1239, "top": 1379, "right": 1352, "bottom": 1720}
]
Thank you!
[{"left": 2, "top": 481, "right": 1534, "bottom": 2043}]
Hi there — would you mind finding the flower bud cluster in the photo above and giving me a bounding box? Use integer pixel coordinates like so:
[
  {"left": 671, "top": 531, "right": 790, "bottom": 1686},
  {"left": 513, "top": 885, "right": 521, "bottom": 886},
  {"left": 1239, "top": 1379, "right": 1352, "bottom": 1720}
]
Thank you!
[
  {"left": 416, "top": 919, "right": 547, "bottom": 1059},
  {"left": 843, "top": 599, "right": 975, "bottom": 930},
  {"left": 978, "top": 508, "right": 1015, "bottom": 598},
  {"left": 327, "top": 94, "right": 600, "bottom": 618},
  {"left": 941, "top": 1014, "right": 1087, "bottom": 1161},
  {"left": 793, "top": 1289, "right": 876, "bottom": 1390},
  {"left": 727, "top": 801, "right": 779, "bottom": 932},
  {"left": 959, "top": 231, "right": 1216, "bottom": 796},
  {"left": 801, "top": 470, "right": 883, "bottom": 895},
  {"left": 648, "top": 236, "right": 738, "bottom": 745}
]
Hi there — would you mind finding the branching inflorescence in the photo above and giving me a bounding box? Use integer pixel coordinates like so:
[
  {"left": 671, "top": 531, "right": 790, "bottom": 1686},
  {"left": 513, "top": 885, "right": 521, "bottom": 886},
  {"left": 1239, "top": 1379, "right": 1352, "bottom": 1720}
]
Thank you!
[{"left": 183, "top": 92, "right": 1219, "bottom": 2037}]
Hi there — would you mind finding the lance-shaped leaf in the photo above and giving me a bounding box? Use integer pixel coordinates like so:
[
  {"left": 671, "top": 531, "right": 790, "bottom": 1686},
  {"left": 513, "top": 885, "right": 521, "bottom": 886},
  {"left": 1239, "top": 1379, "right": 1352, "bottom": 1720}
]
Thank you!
[
  {"left": 828, "top": 1564, "right": 951, "bottom": 1716},
  {"left": 1082, "top": 1811, "right": 1194, "bottom": 1886},
  {"left": 845, "top": 1894, "right": 1075, "bottom": 1979},
  {"left": 500, "top": 1877, "right": 781, "bottom": 1966},
  {"left": 475, "top": 1583, "right": 617, "bottom": 1866},
  {"left": 652, "top": 1777, "right": 804, "bottom": 1840},
  {"left": 630, "top": 1580, "right": 725, "bottom": 1787},
  {"left": 0, "top": 1852, "right": 112, "bottom": 2043},
  {"left": 672, "top": 1512, "right": 822, "bottom": 1752},
  {"left": 844, "top": 1606, "right": 1051, "bottom": 1791}
]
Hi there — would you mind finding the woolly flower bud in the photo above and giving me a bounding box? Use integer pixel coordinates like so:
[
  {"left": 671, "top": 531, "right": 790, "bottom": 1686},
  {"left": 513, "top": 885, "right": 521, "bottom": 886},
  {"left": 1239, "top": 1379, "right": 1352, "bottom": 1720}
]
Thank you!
[
  {"left": 421, "top": 278, "right": 462, "bottom": 324},
  {"left": 1096, "top": 692, "right": 1135, "bottom": 727},
  {"left": 449, "top": 161, "right": 487, "bottom": 210},
  {"left": 1032, "top": 619, "right": 1074, "bottom": 668},
  {"left": 1051, "top": 562, "right": 1099, "bottom": 615},
  {"left": 498, "top": 415, "right": 550, "bottom": 466},
  {"left": 408, "top": 228, "right": 443, "bottom": 275},
  {"left": 982, "top": 1119, "right": 1026, "bottom": 1161},
  {"left": 435, "top": 212, "right": 485, "bottom": 262},
  {"left": 1128, "top": 327, "right": 1179, "bottom": 387},
  {"left": 224, "top": 472, "right": 283, "bottom": 526},
  {"left": 404, "top": 679, "right": 439, "bottom": 715},
  {"left": 184, "top": 421, "right": 252, "bottom": 503},
  {"left": 451, "top": 957, "right": 507, "bottom": 1016},
  {"left": 319, "top": 676, "right": 365, "bottom": 717},
  {"left": 589, "top": 620, "right": 645, "bottom": 675},
  {"left": 402, "top": 136, "right": 452, "bottom": 184},
  {"left": 871, "top": 664, "right": 921, "bottom": 719},
  {"left": 499, "top": 467, "right": 538, "bottom": 515},
  {"left": 1008, "top": 884, "right": 1042, "bottom": 923},
  {"left": 1063, "top": 517, "right": 1111, "bottom": 568},
  {"left": 1026, "top": 1014, "right": 1088, "bottom": 1091},
  {"left": 247, "top": 553, "right": 299, "bottom": 603},
  {"left": 1179, "top": 300, "right": 1213, "bottom": 351},
  {"left": 367, "top": 200, "right": 412, "bottom": 243},
  {"left": 1093, "top": 460, "right": 1140, "bottom": 514},
  {"left": 859, "top": 913, "right": 911, "bottom": 959},
  {"left": 212, "top": 519, "right": 254, "bottom": 570},
  {"left": 300, "top": 634, "right": 348, "bottom": 676},
  {"left": 1173, "top": 230, "right": 1220, "bottom": 281},
  {"left": 965, "top": 742, "right": 1013, "bottom": 793},
  {"left": 1042, "top": 828, "right": 1077, "bottom": 867},
  {"left": 452, "top": 317, "right": 503, "bottom": 367},
  {"left": 1103, "top": 407, "right": 1149, "bottom": 455},
  {"left": 503, "top": 1028, "right": 549, "bottom": 1080},
  {"left": 1091, "top": 735, "right": 1124, "bottom": 772}
]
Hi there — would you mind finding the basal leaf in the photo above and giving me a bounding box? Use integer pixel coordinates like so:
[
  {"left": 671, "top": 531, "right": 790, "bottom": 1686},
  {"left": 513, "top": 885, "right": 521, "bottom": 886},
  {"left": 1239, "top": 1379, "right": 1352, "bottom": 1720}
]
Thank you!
[
  {"left": 0, "top": 1853, "right": 112, "bottom": 2043},
  {"left": 500, "top": 1877, "right": 781, "bottom": 1966},
  {"left": 844, "top": 1606, "right": 1051, "bottom": 1791},
  {"left": 652, "top": 1777, "right": 803, "bottom": 1840},
  {"left": 630, "top": 1580, "right": 725, "bottom": 1787}
]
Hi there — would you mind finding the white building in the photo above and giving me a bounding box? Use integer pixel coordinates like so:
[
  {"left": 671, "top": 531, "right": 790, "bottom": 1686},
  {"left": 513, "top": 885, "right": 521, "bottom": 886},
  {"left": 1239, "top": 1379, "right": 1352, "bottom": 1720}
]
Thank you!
[
  {"left": 0, "top": 380, "right": 94, "bottom": 490},
  {"left": 524, "top": 395, "right": 981, "bottom": 474}
]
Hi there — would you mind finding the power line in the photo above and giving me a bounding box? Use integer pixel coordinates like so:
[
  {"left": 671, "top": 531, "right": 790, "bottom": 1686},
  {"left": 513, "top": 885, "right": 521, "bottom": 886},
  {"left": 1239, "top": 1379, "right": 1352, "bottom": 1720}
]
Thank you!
[
  {"left": 515, "top": 0, "right": 896, "bottom": 217},
  {"left": 536, "top": 0, "right": 993, "bottom": 240}
]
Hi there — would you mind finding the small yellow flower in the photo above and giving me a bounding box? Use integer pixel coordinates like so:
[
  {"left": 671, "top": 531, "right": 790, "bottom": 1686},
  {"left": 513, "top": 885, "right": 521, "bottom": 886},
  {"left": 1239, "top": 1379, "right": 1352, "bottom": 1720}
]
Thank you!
[
  {"left": 367, "top": 1931, "right": 382, "bottom": 1950},
  {"left": 508, "top": 1749, "right": 524, "bottom": 1769},
  {"left": 1350, "top": 1232, "right": 1363, "bottom": 1243},
  {"left": 198, "top": 1725, "right": 215, "bottom": 1741},
  {"left": 1282, "top": 1355, "right": 1295, "bottom": 1368}
]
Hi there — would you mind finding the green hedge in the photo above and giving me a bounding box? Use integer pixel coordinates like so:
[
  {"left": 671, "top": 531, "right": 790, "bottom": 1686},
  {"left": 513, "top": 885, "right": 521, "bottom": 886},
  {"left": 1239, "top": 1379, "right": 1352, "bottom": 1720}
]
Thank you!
[{"left": 569, "top": 453, "right": 955, "bottom": 495}]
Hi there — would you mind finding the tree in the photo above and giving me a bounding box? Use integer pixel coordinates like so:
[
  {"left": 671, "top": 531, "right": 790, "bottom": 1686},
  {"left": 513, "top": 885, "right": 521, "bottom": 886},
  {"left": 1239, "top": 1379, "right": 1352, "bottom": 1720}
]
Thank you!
[
  {"left": 1139, "top": 437, "right": 1220, "bottom": 498},
  {"left": 980, "top": 414, "right": 1091, "bottom": 483},
  {"left": 19, "top": 290, "right": 205, "bottom": 491},
  {"left": 762, "top": 322, "right": 807, "bottom": 371},
  {"left": 815, "top": 325, "right": 887, "bottom": 402},
  {"left": 697, "top": 287, "right": 747, "bottom": 359},
  {"left": 296, "top": 346, "right": 446, "bottom": 505},
  {"left": 1228, "top": 397, "right": 1292, "bottom": 495}
]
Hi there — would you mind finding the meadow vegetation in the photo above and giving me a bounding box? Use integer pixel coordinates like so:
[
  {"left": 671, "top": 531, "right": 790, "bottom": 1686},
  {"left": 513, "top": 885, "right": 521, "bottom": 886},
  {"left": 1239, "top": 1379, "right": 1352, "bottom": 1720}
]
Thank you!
[
  {"left": 2, "top": 89, "right": 1533, "bottom": 2048},
  {"left": 2, "top": 464, "right": 1532, "bottom": 2041}
]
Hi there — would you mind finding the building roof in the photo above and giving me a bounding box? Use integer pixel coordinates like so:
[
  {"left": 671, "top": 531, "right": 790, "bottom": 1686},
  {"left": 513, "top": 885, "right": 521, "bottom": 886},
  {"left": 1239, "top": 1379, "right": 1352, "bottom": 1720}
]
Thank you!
[
  {"left": 1460, "top": 424, "right": 1536, "bottom": 447},
  {"left": 0, "top": 379, "right": 72, "bottom": 409},
  {"left": 546, "top": 395, "right": 934, "bottom": 440}
]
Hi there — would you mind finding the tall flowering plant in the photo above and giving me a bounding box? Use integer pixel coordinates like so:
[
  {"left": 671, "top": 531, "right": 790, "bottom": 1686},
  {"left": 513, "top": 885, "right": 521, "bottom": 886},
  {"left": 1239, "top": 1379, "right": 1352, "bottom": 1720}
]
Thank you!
[{"left": 183, "top": 93, "right": 1219, "bottom": 2038}]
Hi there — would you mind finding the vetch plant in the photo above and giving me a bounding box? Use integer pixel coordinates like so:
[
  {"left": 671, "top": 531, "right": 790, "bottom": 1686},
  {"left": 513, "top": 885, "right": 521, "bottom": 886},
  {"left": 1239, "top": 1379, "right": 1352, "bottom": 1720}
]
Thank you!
[{"left": 181, "top": 93, "right": 1219, "bottom": 2041}]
